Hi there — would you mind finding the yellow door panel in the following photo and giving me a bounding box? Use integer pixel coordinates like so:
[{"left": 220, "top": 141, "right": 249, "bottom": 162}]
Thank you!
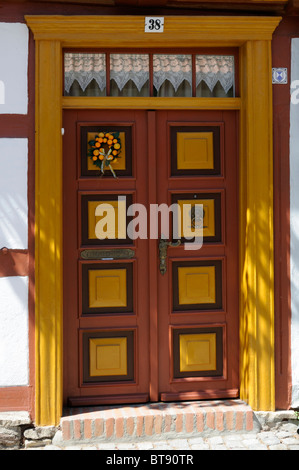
[
  {"left": 177, "top": 199, "right": 215, "bottom": 238},
  {"left": 177, "top": 131, "right": 214, "bottom": 170},
  {"left": 178, "top": 265, "right": 216, "bottom": 305},
  {"left": 179, "top": 333, "right": 217, "bottom": 372},
  {"left": 88, "top": 268, "right": 127, "bottom": 308},
  {"left": 89, "top": 337, "right": 128, "bottom": 377},
  {"left": 87, "top": 199, "right": 127, "bottom": 240}
]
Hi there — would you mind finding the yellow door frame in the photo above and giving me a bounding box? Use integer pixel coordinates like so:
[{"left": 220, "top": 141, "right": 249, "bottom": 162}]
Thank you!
[{"left": 26, "top": 15, "right": 281, "bottom": 426}]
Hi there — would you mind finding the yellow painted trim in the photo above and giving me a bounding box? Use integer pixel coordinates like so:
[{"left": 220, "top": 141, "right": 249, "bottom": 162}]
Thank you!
[
  {"left": 34, "top": 40, "right": 63, "bottom": 426},
  {"left": 26, "top": 15, "right": 280, "bottom": 425},
  {"left": 62, "top": 96, "right": 242, "bottom": 110},
  {"left": 239, "top": 40, "right": 275, "bottom": 411},
  {"left": 25, "top": 15, "right": 281, "bottom": 45}
]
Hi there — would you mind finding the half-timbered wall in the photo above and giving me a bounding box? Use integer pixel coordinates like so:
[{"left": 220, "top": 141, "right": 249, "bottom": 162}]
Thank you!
[{"left": 0, "top": 21, "right": 33, "bottom": 412}]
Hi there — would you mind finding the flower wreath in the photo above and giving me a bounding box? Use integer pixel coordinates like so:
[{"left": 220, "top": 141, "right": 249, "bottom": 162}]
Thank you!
[{"left": 88, "top": 131, "right": 122, "bottom": 178}]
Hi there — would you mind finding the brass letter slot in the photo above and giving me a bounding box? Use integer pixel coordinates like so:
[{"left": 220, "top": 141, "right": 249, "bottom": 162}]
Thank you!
[{"left": 81, "top": 249, "right": 135, "bottom": 260}]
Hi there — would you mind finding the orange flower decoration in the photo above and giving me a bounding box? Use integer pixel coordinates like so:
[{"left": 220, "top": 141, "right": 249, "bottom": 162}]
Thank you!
[{"left": 88, "top": 131, "right": 122, "bottom": 178}]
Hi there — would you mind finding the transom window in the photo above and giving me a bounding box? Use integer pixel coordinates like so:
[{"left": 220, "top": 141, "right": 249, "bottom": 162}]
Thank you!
[{"left": 64, "top": 52, "right": 235, "bottom": 98}]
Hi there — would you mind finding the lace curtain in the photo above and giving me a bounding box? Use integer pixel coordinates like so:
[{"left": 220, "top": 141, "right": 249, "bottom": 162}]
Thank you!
[
  {"left": 196, "top": 55, "right": 234, "bottom": 96},
  {"left": 153, "top": 54, "right": 192, "bottom": 96},
  {"left": 64, "top": 53, "right": 234, "bottom": 97},
  {"left": 64, "top": 53, "right": 107, "bottom": 96}
]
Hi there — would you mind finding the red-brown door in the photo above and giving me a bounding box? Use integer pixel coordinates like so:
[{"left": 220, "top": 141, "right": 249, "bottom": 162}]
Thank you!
[
  {"left": 63, "top": 109, "right": 239, "bottom": 406},
  {"left": 155, "top": 111, "right": 239, "bottom": 401}
]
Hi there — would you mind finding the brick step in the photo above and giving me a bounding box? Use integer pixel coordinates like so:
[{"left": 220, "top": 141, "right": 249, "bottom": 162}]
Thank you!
[{"left": 59, "top": 400, "right": 259, "bottom": 446}]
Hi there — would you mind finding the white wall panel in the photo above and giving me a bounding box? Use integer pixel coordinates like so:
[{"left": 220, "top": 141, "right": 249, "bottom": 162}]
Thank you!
[
  {"left": 0, "top": 276, "right": 29, "bottom": 386},
  {"left": 0, "top": 138, "right": 28, "bottom": 250},
  {"left": 0, "top": 23, "right": 28, "bottom": 115}
]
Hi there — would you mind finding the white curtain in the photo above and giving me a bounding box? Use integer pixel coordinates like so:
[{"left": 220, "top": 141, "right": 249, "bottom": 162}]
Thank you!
[
  {"left": 196, "top": 55, "right": 234, "bottom": 95},
  {"left": 153, "top": 54, "right": 192, "bottom": 97},
  {"left": 64, "top": 53, "right": 107, "bottom": 95},
  {"left": 64, "top": 53, "right": 234, "bottom": 97},
  {"left": 110, "top": 54, "right": 150, "bottom": 96}
]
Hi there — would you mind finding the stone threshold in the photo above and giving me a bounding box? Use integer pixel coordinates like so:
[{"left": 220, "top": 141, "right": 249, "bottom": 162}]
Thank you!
[{"left": 56, "top": 399, "right": 259, "bottom": 447}]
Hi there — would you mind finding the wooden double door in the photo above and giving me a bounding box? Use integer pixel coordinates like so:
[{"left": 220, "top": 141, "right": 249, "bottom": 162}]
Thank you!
[{"left": 63, "top": 109, "right": 239, "bottom": 406}]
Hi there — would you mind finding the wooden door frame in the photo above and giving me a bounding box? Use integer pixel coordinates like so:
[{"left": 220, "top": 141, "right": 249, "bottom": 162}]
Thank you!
[{"left": 26, "top": 15, "right": 281, "bottom": 425}]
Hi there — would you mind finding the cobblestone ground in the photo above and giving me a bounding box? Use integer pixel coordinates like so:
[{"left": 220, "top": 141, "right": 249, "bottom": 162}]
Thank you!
[{"left": 25, "top": 422, "right": 299, "bottom": 450}]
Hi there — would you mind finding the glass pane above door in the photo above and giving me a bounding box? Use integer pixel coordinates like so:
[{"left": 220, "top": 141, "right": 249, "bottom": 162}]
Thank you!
[
  {"left": 153, "top": 54, "right": 192, "bottom": 97},
  {"left": 64, "top": 52, "right": 235, "bottom": 97},
  {"left": 110, "top": 54, "right": 150, "bottom": 97},
  {"left": 64, "top": 53, "right": 106, "bottom": 96},
  {"left": 196, "top": 55, "right": 235, "bottom": 97}
]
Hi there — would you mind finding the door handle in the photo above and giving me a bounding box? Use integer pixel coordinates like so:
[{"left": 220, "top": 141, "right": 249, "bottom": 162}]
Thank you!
[{"left": 159, "top": 238, "right": 181, "bottom": 275}]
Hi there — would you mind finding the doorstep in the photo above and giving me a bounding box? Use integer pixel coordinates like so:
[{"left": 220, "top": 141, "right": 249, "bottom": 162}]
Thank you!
[{"left": 57, "top": 399, "right": 260, "bottom": 446}]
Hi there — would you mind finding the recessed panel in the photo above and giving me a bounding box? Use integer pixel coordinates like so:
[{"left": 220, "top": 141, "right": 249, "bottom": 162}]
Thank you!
[
  {"left": 82, "top": 263, "right": 133, "bottom": 314},
  {"left": 81, "top": 194, "right": 133, "bottom": 246},
  {"left": 87, "top": 131, "right": 126, "bottom": 171},
  {"left": 178, "top": 266, "right": 216, "bottom": 305},
  {"left": 88, "top": 268, "right": 127, "bottom": 308},
  {"left": 179, "top": 333, "right": 217, "bottom": 372},
  {"left": 177, "top": 199, "right": 215, "bottom": 239},
  {"left": 172, "top": 260, "right": 222, "bottom": 312},
  {"left": 171, "top": 193, "right": 221, "bottom": 243},
  {"left": 87, "top": 199, "right": 125, "bottom": 240},
  {"left": 177, "top": 132, "right": 214, "bottom": 170},
  {"left": 83, "top": 330, "right": 134, "bottom": 383},
  {"left": 173, "top": 327, "right": 223, "bottom": 378},
  {"left": 80, "top": 125, "right": 132, "bottom": 177},
  {"left": 89, "top": 337, "right": 127, "bottom": 377},
  {"left": 171, "top": 125, "right": 221, "bottom": 176}
]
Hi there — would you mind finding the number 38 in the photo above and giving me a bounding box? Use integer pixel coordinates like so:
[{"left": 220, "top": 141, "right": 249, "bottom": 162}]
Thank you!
[{"left": 148, "top": 19, "right": 162, "bottom": 30}]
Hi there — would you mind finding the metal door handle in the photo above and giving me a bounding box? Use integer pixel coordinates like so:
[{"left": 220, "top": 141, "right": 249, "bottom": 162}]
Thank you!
[{"left": 158, "top": 238, "right": 181, "bottom": 275}]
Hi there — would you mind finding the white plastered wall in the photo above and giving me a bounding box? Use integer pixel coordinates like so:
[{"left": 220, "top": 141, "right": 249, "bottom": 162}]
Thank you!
[
  {"left": 290, "top": 38, "right": 299, "bottom": 408},
  {"left": 0, "top": 276, "right": 29, "bottom": 386},
  {"left": 0, "top": 23, "right": 29, "bottom": 387},
  {"left": 0, "top": 23, "right": 28, "bottom": 114},
  {"left": 0, "top": 139, "right": 28, "bottom": 250}
]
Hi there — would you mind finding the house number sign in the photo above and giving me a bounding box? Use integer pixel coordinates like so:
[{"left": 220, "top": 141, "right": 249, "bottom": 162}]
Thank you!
[{"left": 145, "top": 17, "right": 164, "bottom": 33}]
